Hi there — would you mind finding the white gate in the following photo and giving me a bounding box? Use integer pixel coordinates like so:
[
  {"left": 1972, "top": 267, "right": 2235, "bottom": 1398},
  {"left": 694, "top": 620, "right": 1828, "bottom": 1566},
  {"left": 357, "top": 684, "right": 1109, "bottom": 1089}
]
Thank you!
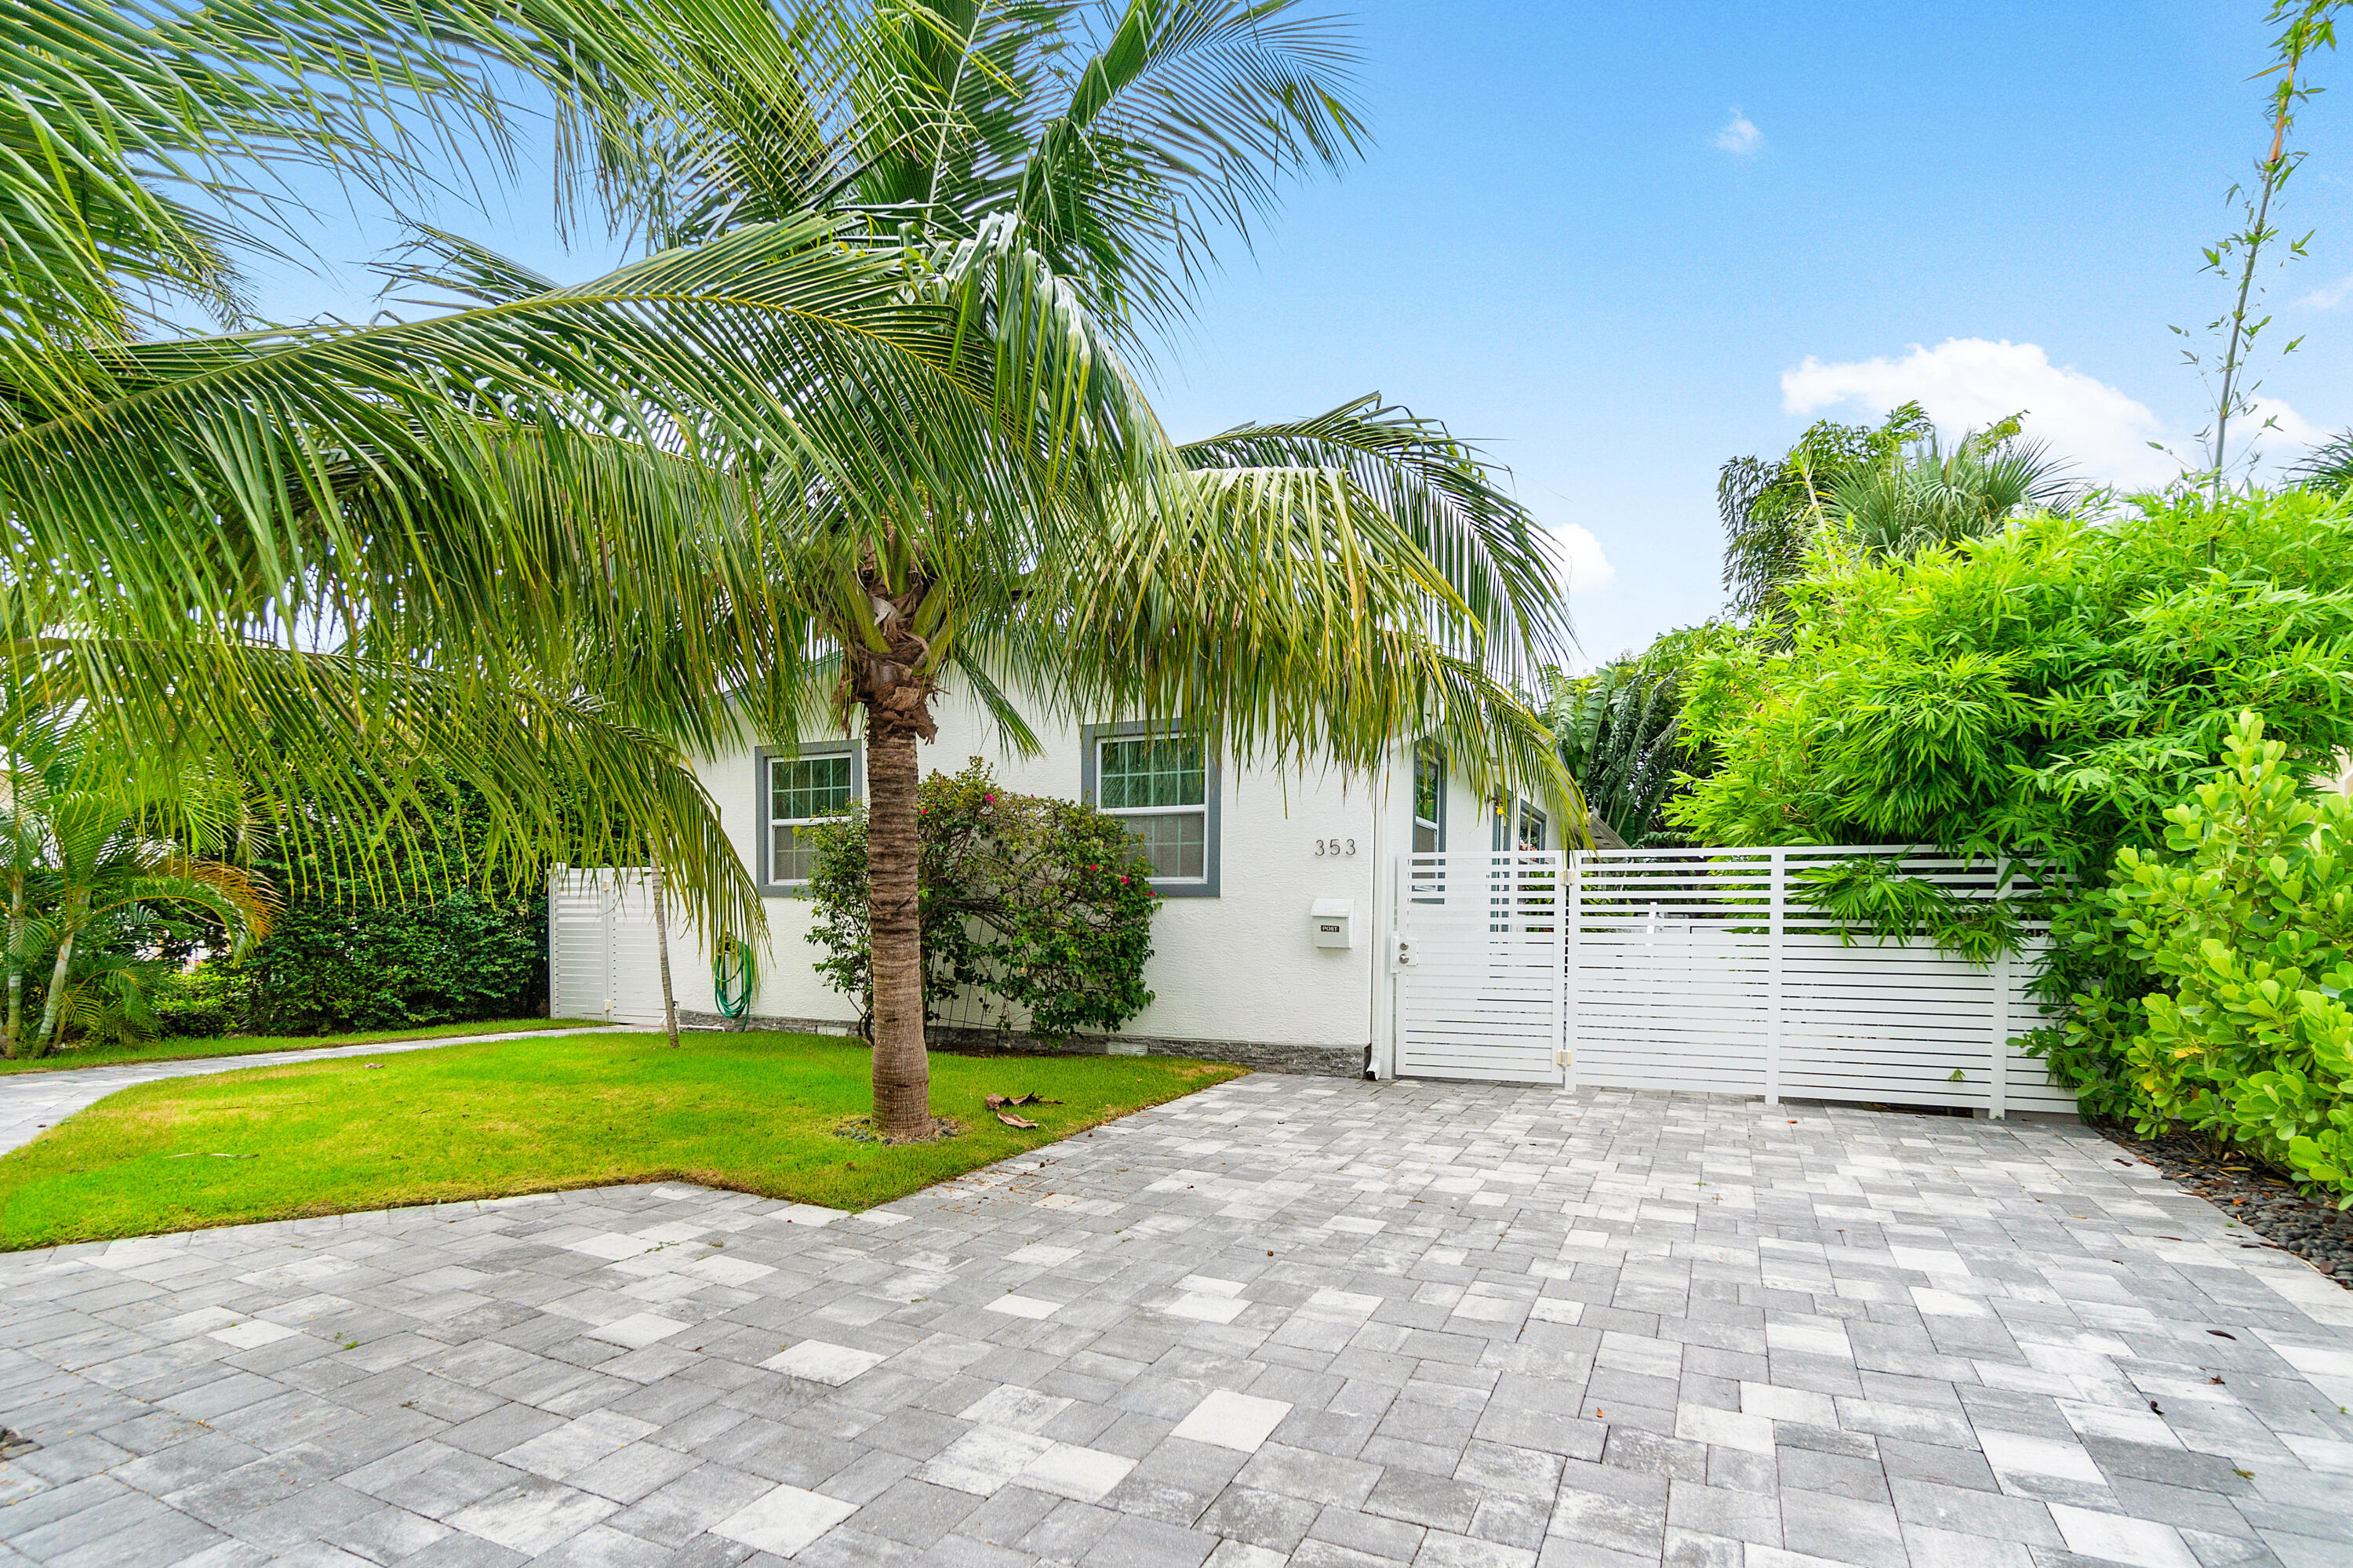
[
  {"left": 547, "top": 868, "right": 682, "bottom": 1024},
  {"left": 1392, "top": 851, "right": 1567, "bottom": 1083},
  {"left": 1388, "top": 844, "right": 2075, "bottom": 1116}
]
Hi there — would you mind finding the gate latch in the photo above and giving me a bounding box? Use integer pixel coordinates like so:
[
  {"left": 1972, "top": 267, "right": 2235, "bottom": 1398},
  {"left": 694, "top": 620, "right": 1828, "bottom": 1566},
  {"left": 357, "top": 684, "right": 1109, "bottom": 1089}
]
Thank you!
[{"left": 1394, "top": 937, "right": 1413, "bottom": 968}]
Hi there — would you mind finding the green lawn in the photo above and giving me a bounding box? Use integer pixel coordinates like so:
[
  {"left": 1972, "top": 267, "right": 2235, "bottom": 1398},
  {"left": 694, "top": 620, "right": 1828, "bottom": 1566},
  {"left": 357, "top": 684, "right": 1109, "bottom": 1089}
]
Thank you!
[
  {"left": 0, "top": 1030, "right": 1245, "bottom": 1250},
  {"left": 0, "top": 1017, "right": 607, "bottom": 1076}
]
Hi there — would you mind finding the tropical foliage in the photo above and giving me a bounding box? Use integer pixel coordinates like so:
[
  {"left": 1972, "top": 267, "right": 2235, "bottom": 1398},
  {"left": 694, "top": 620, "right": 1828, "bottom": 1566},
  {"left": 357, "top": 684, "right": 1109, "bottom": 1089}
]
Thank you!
[
  {"left": 1718, "top": 402, "right": 1932, "bottom": 623},
  {"left": 1827, "top": 423, "right": 2078, "bottom": 560},
  {"left": 1544, "top": 631, "right": 1712, "bottom": 848},
  {"left": 204, "top": 784, "right": 551, "bottom": 1035},
  {"left": 2290, "top": 428, "right": 2353, "bottom": 493},
  {"left": 802, "top": 760, "right": 1159, "bottom": 1045},
  {"left": 1673, "top": 489, "right": 2353, "bottom": 868}
]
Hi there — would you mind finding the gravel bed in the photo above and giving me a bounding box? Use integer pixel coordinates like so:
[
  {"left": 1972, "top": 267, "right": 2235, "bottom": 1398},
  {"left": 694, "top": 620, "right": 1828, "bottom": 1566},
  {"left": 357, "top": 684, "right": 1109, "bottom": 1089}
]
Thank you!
[{"left": 2103, "top": 1127, "right": 2353, "bottom": 1286}]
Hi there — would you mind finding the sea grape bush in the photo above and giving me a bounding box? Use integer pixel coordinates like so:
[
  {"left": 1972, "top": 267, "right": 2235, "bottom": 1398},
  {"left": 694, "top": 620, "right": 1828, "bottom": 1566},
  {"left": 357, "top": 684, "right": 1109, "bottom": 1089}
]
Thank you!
[
  {"left": 802, "top": 759, "right": 1159, "bottom": 1043},
  {"left": 2075, "top": 713, "right": 2353, "bottom": 1201}
]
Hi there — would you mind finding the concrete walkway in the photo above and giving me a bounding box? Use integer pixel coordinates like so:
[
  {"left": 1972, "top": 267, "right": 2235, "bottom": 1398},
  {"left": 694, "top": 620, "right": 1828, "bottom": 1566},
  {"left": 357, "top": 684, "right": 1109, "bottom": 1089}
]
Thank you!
[
  {"left": 0, "top": 1026, "right": 649, "bottom": 1157},
  {"left": 3, "top": 1077, "right": 2352, "bottom": 1567}
]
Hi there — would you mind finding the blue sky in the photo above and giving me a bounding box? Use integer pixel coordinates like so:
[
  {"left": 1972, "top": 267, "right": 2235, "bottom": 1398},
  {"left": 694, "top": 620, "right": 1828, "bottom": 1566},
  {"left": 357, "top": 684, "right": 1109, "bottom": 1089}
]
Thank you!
[{"left": 246, "top": 2, "right": 2353, "bottom": 668}]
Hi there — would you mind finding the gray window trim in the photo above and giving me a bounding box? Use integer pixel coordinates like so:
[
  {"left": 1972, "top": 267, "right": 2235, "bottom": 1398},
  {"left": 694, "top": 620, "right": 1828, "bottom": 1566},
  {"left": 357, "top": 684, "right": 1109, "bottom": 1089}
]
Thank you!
[
  {"left": 1080, "top": 721, "right": 1220, "bottom": 898},
  {"left": 1413, "top": 743, "right": 1447, "bottom": 853},
  {"left": 755, "top": 740, "right": 862, "bottom": 897}
]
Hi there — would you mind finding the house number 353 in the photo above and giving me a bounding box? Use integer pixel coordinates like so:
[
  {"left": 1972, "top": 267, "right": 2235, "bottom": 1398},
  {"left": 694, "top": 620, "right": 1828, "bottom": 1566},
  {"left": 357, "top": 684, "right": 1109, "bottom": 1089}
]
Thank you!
[{"left": 1315, "top": 839, "right": 1357, "bottom": 857}]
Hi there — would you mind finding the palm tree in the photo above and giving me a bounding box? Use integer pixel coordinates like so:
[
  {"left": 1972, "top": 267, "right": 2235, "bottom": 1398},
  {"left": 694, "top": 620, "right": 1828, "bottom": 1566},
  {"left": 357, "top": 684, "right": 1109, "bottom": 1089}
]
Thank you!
[
  {"left": 5, "top": 213, "right": 1060, "bottom": 948},
  {"left": 529, "top": 0, "right": 1574, "bottom": 1137},
  {"left": 2290, "top": 430, "right": 2353, "bottom": 495},
  {"left": 1718, "top": 403, "right": 1931, "bottom": 624},
  {"left": 0, "top": 1, "right": 864, "bottom": 934},
  {"left": 1827, "top": 424, "right": 2079, "bottom": 558},
  {"left": 0, "top": 729, "right": 275, "bottom": 1058},
  {"left": 1545, "top": 634, "right": 1700, "bottom": 850},
  {"left": 1719, "top": 405, "right": 2075, "bottom": 626}
]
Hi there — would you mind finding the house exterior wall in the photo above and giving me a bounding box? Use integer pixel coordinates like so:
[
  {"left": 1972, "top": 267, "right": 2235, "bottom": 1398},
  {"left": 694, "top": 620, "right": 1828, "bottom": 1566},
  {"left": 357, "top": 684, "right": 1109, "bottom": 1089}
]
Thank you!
[{"left": 671, "top": 684, "right": 1475, "bottom": 1068}]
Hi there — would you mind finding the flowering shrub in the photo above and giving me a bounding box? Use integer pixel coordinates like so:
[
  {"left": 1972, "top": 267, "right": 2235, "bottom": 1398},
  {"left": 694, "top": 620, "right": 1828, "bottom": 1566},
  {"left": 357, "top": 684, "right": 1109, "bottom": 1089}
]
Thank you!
[
  {"left": 801, "top": 759, "right": 1160, "bottom": 1042},
  {"left": 2076, "top": 712, "right": 2353, "bottom": 1202}
]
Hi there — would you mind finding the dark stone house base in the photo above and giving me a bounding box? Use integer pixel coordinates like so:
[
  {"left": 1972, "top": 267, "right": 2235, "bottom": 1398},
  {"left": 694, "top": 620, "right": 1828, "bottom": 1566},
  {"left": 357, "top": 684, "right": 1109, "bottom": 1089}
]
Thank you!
[{"left": 676, "top": 1010, "right": 1366, "bottom": 1079}]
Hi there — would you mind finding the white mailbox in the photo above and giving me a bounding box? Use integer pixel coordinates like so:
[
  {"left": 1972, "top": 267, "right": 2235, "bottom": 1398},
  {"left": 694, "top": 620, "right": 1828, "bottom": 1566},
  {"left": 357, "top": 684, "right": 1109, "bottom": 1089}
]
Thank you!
[{"left": 1311, "top": 898, "right": 1355, "bottom": 949}]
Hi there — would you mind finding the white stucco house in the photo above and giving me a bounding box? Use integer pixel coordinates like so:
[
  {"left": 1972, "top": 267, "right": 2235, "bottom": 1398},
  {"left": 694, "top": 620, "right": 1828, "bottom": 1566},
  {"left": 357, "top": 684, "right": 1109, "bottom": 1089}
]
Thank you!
[{"left": 555, "top": 682, "right": 1564, "bottom": 1076}]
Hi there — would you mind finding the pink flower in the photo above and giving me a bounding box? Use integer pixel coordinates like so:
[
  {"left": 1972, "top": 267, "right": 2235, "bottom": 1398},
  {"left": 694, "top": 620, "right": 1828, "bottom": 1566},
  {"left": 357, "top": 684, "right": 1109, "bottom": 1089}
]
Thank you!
[{"left": 1118, "top": 875, "right": 1129, "bottom": 884}]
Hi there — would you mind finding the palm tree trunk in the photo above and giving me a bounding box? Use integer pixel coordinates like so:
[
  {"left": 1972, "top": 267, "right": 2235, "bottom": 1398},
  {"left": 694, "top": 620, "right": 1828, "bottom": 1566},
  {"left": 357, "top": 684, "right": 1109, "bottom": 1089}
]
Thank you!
[
  {"left": 647, "top": 839, "right": 678, "bottom": 1049},
  {"left": 30, "top": 925, "right": 75, "bottom": 1060},
  {"left": 867, "top": 723, "right": 930, "bottom": 1139},
  {"left": 3, "top": 879, "right": 24, "bottom": 1060}
]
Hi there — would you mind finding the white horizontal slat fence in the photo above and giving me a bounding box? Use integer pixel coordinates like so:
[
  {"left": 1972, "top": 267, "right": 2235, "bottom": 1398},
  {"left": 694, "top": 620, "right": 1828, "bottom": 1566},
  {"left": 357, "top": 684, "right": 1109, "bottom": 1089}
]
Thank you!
[
  {"left": 1568, "top": 845, "right": 2070, "bottom": 1115},
  {"left": 1394, "top": 851, "right": 1568, "bottom": 1084}
]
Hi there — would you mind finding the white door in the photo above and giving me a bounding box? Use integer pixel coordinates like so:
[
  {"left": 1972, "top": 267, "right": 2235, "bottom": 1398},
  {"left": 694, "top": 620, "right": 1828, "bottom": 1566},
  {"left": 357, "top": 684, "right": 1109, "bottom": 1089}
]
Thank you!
[{"left": 1392, "top": 850, "right": 1566, "bottom": 1083}]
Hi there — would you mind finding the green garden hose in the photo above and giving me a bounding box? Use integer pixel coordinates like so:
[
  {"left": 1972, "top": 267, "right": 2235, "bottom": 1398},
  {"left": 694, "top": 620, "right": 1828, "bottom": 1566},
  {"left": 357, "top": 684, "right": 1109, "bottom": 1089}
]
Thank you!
[{"left": 713, "top": 939, "right": 755, "bottom": 1031}]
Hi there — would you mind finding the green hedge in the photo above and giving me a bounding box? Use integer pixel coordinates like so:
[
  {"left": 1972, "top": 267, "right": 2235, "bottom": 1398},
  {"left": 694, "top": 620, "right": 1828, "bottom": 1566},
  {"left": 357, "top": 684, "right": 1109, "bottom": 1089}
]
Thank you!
[
  {"left": 168, "top": 783, "right": 550, "bottom": 1037},
  {"left": 218, "top": 886, "right": 545, "bottom": 1035}
]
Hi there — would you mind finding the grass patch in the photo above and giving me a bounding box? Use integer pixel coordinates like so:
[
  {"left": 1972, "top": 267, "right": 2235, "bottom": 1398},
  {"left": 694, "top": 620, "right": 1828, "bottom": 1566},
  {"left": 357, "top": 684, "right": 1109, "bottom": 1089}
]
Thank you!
[
  {"left": 0, "top": 1017, "right": 608, "bottom": 1076},
  {"left": 0, "top": 1030, "right": 1245, "bottom": 1250}
]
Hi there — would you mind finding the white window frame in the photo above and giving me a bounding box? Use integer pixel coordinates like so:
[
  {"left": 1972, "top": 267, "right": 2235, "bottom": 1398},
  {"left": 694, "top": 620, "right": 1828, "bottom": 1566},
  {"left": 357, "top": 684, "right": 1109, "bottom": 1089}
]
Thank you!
[
  {"left": 1081, "top": 723, "right": 1220, "bottom": 897},
  {"left": 756, "top": 742, "right": 860, "bottom": 894}
]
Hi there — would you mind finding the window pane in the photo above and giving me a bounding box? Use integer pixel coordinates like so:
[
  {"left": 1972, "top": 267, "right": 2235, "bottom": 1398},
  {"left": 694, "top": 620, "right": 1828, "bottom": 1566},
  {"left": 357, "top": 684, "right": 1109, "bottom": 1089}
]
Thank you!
[
  {"left": 1413, "top": 821, "right": 1438, "bottom": 854},
  {"left": 1518, "top": 805, "right": 1547, "bottom": 851},
  {"left": 1413, "top": 748, "right": 1442, "bottom": 826},
  {"left": 772, "top": 754, "right": 853, "bottom": 823},
  {"left": 772, "top": 824, "right": 816, "bottom": 882},
  {"left": 1099, "top": 736, "right": 1203, "bottom": 809},
  {"left": 1122, "top": 810, "right": 1206, "bottom": 879}
]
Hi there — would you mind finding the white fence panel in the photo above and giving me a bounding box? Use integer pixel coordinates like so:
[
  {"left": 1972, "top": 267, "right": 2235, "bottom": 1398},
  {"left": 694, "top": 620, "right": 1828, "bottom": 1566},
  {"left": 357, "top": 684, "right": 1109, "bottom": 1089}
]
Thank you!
[
  {"left": 1569, "top": 849, "right": 1777, "bottom": 1098},
  {"left": 1395, "top": 851, "right": 1566, "bottom": 1083},
  {"left": 1567, "top": 845, "right": 2071, "bottom": 1115},
  {"left": 547, "top": 868, "right": 686, "bottom": 1025},
  {"left": 549, "top": 871, "right": 612, "bottom": 1020}
]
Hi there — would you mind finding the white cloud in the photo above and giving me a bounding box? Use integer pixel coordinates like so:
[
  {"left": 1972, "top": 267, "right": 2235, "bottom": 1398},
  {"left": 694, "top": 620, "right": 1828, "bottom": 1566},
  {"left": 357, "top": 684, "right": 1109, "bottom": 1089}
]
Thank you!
[
  {"left": 2242, "top": 394, "right": 2332, "bottom": 459},
  {"left": 1780, "top": 337, "right": 2180, "bottom": 488},
  {"left": 2298, "top": 272, "right": 2353, "bottom": 309},
  {"left": 1555, "top": 523, "right": 1615, "bottom": 594},
  {"left": 1715, "top": 108, "right": 1763, "bottom": 155}
]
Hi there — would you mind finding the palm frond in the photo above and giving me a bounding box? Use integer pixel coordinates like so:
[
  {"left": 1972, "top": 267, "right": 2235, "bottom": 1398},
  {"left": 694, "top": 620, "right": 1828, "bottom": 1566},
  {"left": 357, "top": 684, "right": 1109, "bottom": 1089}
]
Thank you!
[{"left": 9, "top": 634, "right": 764, "bottom": 940}]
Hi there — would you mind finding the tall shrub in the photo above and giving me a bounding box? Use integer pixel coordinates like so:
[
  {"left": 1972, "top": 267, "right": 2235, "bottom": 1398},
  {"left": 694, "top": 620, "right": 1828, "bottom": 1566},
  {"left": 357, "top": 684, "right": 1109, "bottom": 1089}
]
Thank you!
[{"left": 802, "top": 759, "right": 1159, "bottom": 1044}]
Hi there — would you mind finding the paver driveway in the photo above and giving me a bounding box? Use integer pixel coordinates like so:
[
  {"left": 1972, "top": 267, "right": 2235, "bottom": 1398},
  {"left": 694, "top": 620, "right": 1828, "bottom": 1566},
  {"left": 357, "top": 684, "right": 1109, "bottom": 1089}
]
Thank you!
[{"left": 4, "top": 1075, "right": 2352, "bottom": 1568}]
